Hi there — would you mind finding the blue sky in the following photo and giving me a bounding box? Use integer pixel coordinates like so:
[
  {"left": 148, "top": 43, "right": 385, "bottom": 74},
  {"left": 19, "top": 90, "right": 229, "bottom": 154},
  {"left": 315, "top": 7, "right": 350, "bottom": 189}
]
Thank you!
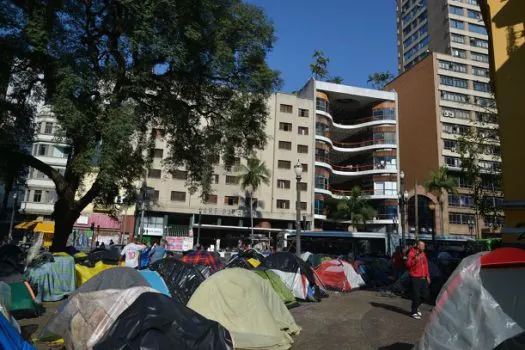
[{"left": 247, "top": 0, "right": 398, "bottom": 92}]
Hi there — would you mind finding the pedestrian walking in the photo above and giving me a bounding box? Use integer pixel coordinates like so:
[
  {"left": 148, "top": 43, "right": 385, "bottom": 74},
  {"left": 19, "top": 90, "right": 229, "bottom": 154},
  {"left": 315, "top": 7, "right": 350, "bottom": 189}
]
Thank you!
[
  {"left": 120, "top": 238, "right": 146, "bottom": 269},
  {"left": 406, "top": 240, "right": 430, "bottom": 319},
  {"left": 149, "top": 239, "right": 167, "bottom": 265}
]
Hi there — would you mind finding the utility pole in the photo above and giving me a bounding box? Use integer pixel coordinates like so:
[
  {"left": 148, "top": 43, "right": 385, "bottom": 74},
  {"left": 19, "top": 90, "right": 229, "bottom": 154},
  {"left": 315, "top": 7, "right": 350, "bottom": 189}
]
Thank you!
[
  {"left": 197, "top": 208, "right": 202, "bottom": 245},
  {"left": 415, "top": 179, "right": 419, "bottom": 241}
]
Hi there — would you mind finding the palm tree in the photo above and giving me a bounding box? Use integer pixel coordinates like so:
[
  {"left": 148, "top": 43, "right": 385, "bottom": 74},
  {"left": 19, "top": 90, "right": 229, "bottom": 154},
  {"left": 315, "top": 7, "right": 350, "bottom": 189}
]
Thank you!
[
  {"left": 425, "top": 166, "right": 459, "bottom": 235},
  {"left": 235, "top": 158, "right": 271, "bottom": 243},
  {"left": 367, "top": 71, "right": 394, "bottom": 90},
  {"left": 332, "top": 186, "right": 377, "bottom": 231},
  {"left": 310, "top": 49, "right": 329, "bottom": 80}
]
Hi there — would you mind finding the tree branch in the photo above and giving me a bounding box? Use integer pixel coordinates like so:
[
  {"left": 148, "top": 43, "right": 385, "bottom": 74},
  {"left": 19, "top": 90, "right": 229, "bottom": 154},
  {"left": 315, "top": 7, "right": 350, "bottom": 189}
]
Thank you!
[
  {"left": 11, "top": 151, "right": 67, "bottom": 194},
  {"left": 74, "top": 179, "right": 102, "bottom": 213}
]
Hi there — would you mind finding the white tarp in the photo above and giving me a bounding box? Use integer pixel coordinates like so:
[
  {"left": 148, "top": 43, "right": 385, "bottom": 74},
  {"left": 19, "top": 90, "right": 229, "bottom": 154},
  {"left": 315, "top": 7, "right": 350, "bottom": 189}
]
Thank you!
[
  {"left": 41, "top": 286, "right": 158, "bottom": 350},
  {"left": 270, "top": 269, "right": 308, "bottom": 300}
]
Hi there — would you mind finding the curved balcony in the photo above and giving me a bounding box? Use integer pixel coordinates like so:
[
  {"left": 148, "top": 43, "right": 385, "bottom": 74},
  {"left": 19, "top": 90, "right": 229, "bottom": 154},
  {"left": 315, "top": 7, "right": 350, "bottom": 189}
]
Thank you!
[
  {"left": 314, "top": 185, "right": 398, "bottom": 200},
  {"left": 315, "top": 135, "right": 397, "bottom": 153},
  {"left": 316, "top": 109, "right": 396, "bottom": 131}
]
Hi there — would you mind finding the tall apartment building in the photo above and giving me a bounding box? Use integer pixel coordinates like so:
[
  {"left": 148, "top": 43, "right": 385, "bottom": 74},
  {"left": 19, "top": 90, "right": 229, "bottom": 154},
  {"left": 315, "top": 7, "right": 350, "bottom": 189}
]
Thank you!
[
  {"left": 390, "top": 0, "right": 502, "bottom": 237},
  {"left": 143, "top": 83, "right": 399, "bottom": 249},
  {"left": 22, "top": 106, "right": 64, "bottom": 217},
  {"left": 298, "top": 80, "right": 399, "bottom": 235},
  {"left": 143, "top": 92, "right": 316, "bottom": 246}
]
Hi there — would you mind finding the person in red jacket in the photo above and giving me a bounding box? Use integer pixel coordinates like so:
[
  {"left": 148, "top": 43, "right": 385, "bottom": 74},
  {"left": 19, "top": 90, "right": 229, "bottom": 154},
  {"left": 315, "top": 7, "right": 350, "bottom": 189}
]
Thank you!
[{"left": 406, "top": 240, "right": 430, "bottom": 319}]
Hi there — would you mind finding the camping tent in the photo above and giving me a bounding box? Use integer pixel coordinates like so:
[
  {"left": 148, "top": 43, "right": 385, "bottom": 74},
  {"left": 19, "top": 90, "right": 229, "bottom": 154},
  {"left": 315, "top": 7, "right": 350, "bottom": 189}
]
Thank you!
[
  {"left": 315, "top": 259, "right": 365, "bottom": 292},
  {"left": 149, "top": 258, "right": 206, "bottom": 305},
  {"left": 265, "top": 252, "right": 327, "bottom": 301},
  {"left": 138, "top": 270, "right": 171, "bottom": 297},
  {"left": 416, "top": 248, "right": 525, "bottom": 350},
  {"left": 187, "top": 268, "right": 301, "bottom": 350},
  {"left": 252, "top": 270, "right": 298, "bottom": 308},
  {"left": 182, "top": 250, "right": 223, "bottom": 273},
  {"left": 94, "top": 292, "right": 233, "bottom": 350},
  {"left": 0, "top": 312, "right": 34, "bottom": 350},
  {"left": 226, "top": 250, "right": 265, "bottom": 269}
]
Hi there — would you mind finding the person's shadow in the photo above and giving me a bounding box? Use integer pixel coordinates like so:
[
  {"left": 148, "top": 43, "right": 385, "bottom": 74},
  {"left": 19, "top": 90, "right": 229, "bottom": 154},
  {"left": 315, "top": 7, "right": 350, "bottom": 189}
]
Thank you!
[{"left": 370, "top": 301, "right": 411, "bottom": 316}]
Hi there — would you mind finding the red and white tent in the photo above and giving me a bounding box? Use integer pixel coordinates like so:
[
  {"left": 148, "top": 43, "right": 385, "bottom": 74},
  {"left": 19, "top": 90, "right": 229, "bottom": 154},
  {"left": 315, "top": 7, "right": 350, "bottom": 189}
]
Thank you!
[{"left": 315, "top": 259, "right": 366, "bottom": 292}]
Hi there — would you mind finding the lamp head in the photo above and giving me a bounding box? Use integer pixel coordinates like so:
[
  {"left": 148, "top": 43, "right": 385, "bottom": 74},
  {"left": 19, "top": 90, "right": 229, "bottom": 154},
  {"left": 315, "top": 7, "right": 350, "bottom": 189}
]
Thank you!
[
  {"left": 403, "top": 190, "right": 409, "bottom": 200},
  {"left": 400, "top": 170, "right": 405, "bottom": 180},
  {"left": 294, "top": 160, "right": 303, "bottom": 178}
]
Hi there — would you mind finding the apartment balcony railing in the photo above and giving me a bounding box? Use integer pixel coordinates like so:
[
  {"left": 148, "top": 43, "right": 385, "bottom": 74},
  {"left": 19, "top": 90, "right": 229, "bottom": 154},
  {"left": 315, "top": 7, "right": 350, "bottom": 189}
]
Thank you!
[
  {"left": 328, "top": 188, "right": 398, "bottom": 197},
  {"left": 331, "top": 138, "right": 396, "bottom": 149},
  {"left": 315, "top": 129, "right": 331, "bottom": 138},
  {"left": 315, "top": 157, "right": 397, "bottom": 174},
  {"left": 334, "top": 114, "right": 396, "bottom": 126}
]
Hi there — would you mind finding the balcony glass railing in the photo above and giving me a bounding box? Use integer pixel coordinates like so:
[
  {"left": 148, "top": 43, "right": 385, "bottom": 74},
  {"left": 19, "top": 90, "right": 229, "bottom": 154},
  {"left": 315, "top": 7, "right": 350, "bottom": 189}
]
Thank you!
[
  {"left": 333, "top": 114, "right": 396, "bottom": 126},
  {"left": 329, "top": 188, "right": 398, "bottom": 197},
  {"left": 331, "top": 138, "right": 397, "bottom": 149}
]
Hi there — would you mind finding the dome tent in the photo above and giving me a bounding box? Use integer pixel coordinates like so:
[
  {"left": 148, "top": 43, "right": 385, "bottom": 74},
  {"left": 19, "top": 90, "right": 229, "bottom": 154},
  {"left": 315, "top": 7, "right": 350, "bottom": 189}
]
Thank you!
[{"left": 315, "top": 259, "right": 365, "bottom": 292}]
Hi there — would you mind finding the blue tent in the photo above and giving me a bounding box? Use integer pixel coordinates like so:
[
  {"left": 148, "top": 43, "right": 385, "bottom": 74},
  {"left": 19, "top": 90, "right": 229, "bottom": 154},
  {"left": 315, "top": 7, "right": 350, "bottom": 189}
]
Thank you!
[
  {"left": 0, "top": 312, "right": 35, "bottom": 350},
  {"left": 139, "top": 270, "right": 171, "bottom": 297}
]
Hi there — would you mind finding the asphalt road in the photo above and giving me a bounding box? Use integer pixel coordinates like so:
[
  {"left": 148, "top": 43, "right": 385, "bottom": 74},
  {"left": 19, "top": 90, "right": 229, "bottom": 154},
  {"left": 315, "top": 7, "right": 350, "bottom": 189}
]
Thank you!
[{"left": 291, "top": 290, "right": 430, "bottom": 350}]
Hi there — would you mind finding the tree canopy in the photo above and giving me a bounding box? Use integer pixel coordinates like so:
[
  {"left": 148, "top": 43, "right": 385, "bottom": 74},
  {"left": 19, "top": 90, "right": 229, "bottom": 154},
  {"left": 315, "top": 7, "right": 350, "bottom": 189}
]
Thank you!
[
  {"left": 425, "top": 166, "right": 458, "bottom": 234},
  {"left": 310, "top": 49, "right": 330, "bottom": 80},
  {"left": 0, "top": 0, "right": 280, "bottom": 250},
  {"left": 329, "top": 186, "right": 377, "bottom": 230}
]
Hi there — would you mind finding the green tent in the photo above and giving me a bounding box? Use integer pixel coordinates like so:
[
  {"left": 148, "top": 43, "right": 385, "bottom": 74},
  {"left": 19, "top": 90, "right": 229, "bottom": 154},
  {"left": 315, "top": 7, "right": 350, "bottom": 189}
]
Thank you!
[
  {"left": 9, "top": 282, "right": 42, "bottom": 318},
  {"left": 253, "top": 270, "right": 299, "bottom": 308}
]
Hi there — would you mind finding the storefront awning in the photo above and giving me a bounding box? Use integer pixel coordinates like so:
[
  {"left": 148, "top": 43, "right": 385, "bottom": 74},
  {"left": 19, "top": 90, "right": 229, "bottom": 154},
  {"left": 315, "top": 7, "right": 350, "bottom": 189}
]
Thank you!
[
  {"left": 33, "top": 221, "right": 55, "bottom": 234},
  {"left": 14, "top": 220, "right": 40, "bottom": 229}
]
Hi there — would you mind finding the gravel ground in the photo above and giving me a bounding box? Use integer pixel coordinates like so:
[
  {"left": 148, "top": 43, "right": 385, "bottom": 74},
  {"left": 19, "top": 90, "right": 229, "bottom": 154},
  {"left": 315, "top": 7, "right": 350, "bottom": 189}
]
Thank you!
[{"left": 19, "top": 290, "right": 429, "bottom": 350}]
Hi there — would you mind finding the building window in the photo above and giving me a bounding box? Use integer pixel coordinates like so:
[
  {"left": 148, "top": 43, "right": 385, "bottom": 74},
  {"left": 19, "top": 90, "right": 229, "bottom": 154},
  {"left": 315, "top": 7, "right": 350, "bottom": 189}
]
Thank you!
[
  {"left": 451, "top": 34, "right": 465, "bottom": 44},
  {"left": 471, "top": 52, "right": 489, "bottom": 62},
  {"left": 472, "top": 66, "right": 489, "bottom": 77},
  {"left": 225, "top": 175, "right": 237, "bottom": 185},
  {"left": 302, "top": 163, "right": 308, "bottom": 172},
  {"left": 450, "top": 19, "right": 465, "bottom": 30},
  {"left": 467, "top": 9, "right": 482, "bottom": 20},
  {"left": 444, "top": 156, "right": 462, "bottom": 168},
  {"left": 277, "top": 179, "right": 291, "bottom": 189},
  {"left": 279, "top": 122, "right": 292, "bottom": 132},
  {"left": 440, "top": 76, "right": 469, "bottom": 89},
  {"left": 476, "top": 112, "right": 497, "bottom": 124},
  {"left": 172, "top": 170, "right": 187, "bottom": 180},
  {"left": 37, "top": 144, "right": 48, "bottom": 156},
  {"left": 442, "top": 108, "right": 470, "bottom": 120},
  {"left": 470, "top": 37, "right": 489, "bottom": 48},
  {"left": 298, "top": 108, "right": 309, "bottom": 117},
  {"left": 438, "top": 60, "right": 467, "bottom": 73},
  {"left": 44, "top": 122, "right": 53, "bottom": 134},
  {"left": 443, "top": 123, "right": 470, "bottom": 135},
  {"left": 449, "top": 212, "right": 476, "bottom": 225},
  {"left": 449, "top": 195, "right": 474, "bottom": 208},
  {"left": 473, "top": 82, "right": 491, "bottom": 93},
  {"left": 469, "top": 23, "right": 488, "bottom": 35},
  {"left": 297, "top": 144, "right": 309, "bottom": 153},
  {"left": 280, "top": 104, "right": 293, "bottom": 113},
  {"left": 467, "top": 0, "right": 478, "bottom": 4},
  {"left": 212, "top": 174, "right": 219, "bottom": 184},
  {"left": 153, "top": 148, "right": 163, "bottom": 158},
  {"left": 148, "top": 169, "right": 162, "bottom": 178},
  {"left": 441, "top": 91, "right": 469, "bottom": 103},
  {"left": 205, "top": 194, "right": 218, "bottom": 204},
  {"left": 153, "top": 128, "right": 164, "bottom": 139},
  {"left": 170, "top": 191, "right": 186, "bottom": 201},
  {"left": 299, "top": 182, "right": 307, "bottom": 191},
  {"left": 224, "top": 196, "right": 239, "bottom": 206},
  {"left": 475, "top": 97, "right": 496, "bottom": 108},
  {"left": 152, "top": 190, "right": 160, "bottom": 201},
  {"left": 278, "top": 160, "right": 291, "bottom": 169},
  {"left": 443, "top": 139, "right": 458, "bottom": 151},
  {"left": 300, "top": 202, "right": 307, "bottom": 210},
  {"left": 451, "top": 48, "right": 467, "bottom": 58},
  {"left": 276, "top": 199, "right": 290, "bottom": 209},
  {"left": 33, "top": 190, "right": 42, "bottom": 203},
  {"left": 449, "top": 5, "right": 464, "bottom": 16},
  {"left": 278, "top": 141, "right": 292, "bottom": 150},
  {"left": 298, "top": 127, "right": 309, "bottom": 135},
  {"left": 316, "top": 99, "right": 329, "bottom": 112}
]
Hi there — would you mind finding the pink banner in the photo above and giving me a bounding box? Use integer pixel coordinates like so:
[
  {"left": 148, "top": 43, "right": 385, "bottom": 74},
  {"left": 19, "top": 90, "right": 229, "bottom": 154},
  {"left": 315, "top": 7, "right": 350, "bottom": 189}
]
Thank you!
[{"left": 166, "top": 236, "right": 194, "bottom": 252}]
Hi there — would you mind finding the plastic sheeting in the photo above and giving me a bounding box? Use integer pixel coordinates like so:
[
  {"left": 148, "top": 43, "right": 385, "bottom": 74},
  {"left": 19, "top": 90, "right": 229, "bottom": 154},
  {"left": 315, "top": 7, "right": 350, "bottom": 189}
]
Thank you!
[
  {"left": 0, "top": 312, "right": 35, "bottom": 350},
  {"left": 416, "top": 253, "right": 525, "bottom": 350},
  {"left": 188, "top": 268, "right": 301, "bottom": 350},
  {"left": 94, "top": 292, "right": 233, "bottom": 350},
  {"left": 26, "top": 253, "right": 76, "bottom": 302},
  {"left": 40, "top": 286, "right": 157, "bottom": 349},
  {"left": 138, "top": 270, "right": 171, "bottom": 297},
  {"left": 149, "top": 258, "right": 206, "bottom": 305}
]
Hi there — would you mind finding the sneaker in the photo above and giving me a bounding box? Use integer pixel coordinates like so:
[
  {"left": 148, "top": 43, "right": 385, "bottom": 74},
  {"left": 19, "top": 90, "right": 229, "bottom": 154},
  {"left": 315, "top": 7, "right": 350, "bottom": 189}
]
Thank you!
[
  {"left": 412, "top": 313, "right": 421, "bottom": 320},
  {"left": 417, "top": 311, "right": 422, "bottom": 317}
]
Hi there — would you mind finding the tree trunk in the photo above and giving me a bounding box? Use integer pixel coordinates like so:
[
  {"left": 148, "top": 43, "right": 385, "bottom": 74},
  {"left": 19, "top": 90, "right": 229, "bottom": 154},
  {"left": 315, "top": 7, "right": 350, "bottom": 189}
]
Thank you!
[
  {"left": 250, "top": 191, "right": 254, "bottom": 246},
  {"left": 49, "top": 198, "right": 81, "bottom": 252},
  {"left": 440, "top": 202, "right": 445, "bottom": 236}
]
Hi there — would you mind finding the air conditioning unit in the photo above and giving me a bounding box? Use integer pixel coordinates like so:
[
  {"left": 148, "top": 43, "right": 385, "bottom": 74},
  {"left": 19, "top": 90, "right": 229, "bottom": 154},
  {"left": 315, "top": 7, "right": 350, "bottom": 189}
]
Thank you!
[{"left": 443, "top": 111, "right": 454, "bottom": 117}]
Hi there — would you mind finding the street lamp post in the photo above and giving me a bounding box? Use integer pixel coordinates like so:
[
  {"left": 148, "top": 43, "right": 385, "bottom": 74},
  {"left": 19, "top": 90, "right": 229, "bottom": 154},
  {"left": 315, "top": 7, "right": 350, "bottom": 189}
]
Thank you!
[
  {"left": 197, "top": 208, "right": 202, "bottom": 245},
  {"left": 392, "top": 215, "right": 398, "bottom": 253},
  {"left": 428, "top": 202, "right": 436, "bottom": 246},
  {"left": 294, "top": 161, "right": 303, "bottom": 257},
  {"left": 8, "top": 192, "right": 17, "bottom": 243},
  {"left": 398, "top": 171, "right": 409, "bottom": 248}
]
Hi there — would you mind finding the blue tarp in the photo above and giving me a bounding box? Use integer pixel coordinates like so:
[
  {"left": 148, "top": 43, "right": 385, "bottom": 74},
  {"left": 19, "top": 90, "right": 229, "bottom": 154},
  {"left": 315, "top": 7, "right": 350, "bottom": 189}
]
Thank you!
[
  {"left": 139, "top": 270, "right": 171, "bottom": 297},
  {"left": 0, "top": 312, "right": 35, "bottom": 350}
]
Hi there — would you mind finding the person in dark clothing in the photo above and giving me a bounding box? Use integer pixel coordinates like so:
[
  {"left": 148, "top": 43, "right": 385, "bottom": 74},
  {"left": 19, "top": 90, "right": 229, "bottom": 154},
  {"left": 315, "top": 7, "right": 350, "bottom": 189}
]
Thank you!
[
  {"left": 406, "top": 240, "right": 430, "bottom": 319},
  {"left": 109, "top": 239, "right": 115, "bottom": 245}
]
